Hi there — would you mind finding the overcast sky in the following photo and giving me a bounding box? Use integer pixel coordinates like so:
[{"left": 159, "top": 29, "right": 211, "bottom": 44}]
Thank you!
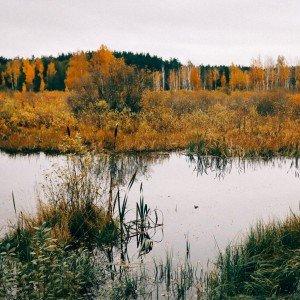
[{"left": 1, "top": 0, "right": 300, "bottom": 65}]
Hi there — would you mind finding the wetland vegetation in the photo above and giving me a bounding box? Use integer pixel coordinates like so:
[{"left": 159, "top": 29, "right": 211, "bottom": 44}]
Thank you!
[
  {"left": 0, "top": 89, "right": 300, "bottom": 156},
  {"left": 0, "top": 154, "right": 299, "bottom": 299},
  {"left": 0, "top": 46, "right": 300, "bottom": 156},
  {"left": 0, "top": 46, "right": 300, "bottom": 299}
]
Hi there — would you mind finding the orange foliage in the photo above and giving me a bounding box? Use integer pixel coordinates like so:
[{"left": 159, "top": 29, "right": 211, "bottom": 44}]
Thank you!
[
  {"left": 190, "top": 67, "right": 201, "bottom": 90},
  {"left": 47, "top": 62, "right": 57, "bottom": 77},
  {"left": 249, "top": 57, "right": 264, "bottom": 90},
  {"left": 23, "top": 59, "right": 35, "bottom": 91},
  {"left": 230, "top": 64, "right": 248, "bottom": 90},
  {"left": 35, "top": 58, "right": 44, "bottom": 75},
  {"left": 90, "top": 45, "right": 117, "bottom": 76},
  {"left": 65, "top": 52, "right": 90, "bottom": 90},
  {"left": 0, "top": 90, "right": 299, "bottom": 156}
]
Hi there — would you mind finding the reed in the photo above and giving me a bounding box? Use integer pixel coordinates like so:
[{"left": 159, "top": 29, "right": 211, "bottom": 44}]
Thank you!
[
  {"left": 204, "top": 211, "right": 300, "bottom": 298},
  {"left": 0, "top": 225, "right": 102, "bottom": 299}
]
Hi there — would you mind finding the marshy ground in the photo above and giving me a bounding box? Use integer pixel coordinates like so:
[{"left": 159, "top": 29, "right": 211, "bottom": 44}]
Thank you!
[
  {"left": 0, "top": 90, "right": 300, "bottom": 156},
  {"left": 0, "top": 153, "right": 299, "bottom": 299}
]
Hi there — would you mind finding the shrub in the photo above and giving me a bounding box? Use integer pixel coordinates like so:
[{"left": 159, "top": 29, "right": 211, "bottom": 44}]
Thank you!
[
  {"left": 256, "top": 98, "right": 275, "bottom": 116},
  {"left": 0, "top": 225, "right": 102, "bottom": 299}
]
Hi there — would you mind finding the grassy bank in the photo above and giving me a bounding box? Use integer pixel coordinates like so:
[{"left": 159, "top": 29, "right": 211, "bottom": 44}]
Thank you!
[
  {"left": 205, "top": 212, "right": 300, "bottom": 299},
  {"left": 0, "top": 90, "right": 300, "bottom": 156},
  {"left": 1, "top": 210, "right": 299, "bottom": 299}
]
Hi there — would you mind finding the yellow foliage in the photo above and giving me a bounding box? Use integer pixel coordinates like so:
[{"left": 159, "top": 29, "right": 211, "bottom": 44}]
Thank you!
[
  {"left": 0, "top": 90, "right": 299, "bottom": 156},
  {"left": 47, "top": 62, "right": 56, "bottom": 77},
  {"left": 22, "top": 59, "right": 35, "bottom": 91},
  {"left": 91, "top": 44, "right": 117, "bottom": 76},
  {"left": 65, "top": 52, "right": 90, "bottom": 90}
]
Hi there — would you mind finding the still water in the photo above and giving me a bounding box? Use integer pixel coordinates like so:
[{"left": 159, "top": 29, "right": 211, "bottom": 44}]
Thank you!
[{"left": 0, "top": 152, "right": 299, "bottom": 266}]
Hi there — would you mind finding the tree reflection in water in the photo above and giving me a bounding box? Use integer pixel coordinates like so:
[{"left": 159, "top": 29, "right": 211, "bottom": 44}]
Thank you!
[
  {"left": 186, "top": 153, "right": 300, "bottom": 179},
  {"left": 50, "top": 152, "right": 299, "bottom": 283},
  {"left": 85, "top": 153, "right": 166, "bottom": 275}
]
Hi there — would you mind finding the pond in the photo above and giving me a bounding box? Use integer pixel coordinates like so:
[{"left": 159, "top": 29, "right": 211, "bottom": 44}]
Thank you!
[{"left": 0, "top": 151, "right": 299, "bottom": 267}]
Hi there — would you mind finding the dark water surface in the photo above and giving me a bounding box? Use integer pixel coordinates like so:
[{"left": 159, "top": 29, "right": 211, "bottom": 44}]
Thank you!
[{"left": 0, "top": 152, "right": 299, "bottom": 266}]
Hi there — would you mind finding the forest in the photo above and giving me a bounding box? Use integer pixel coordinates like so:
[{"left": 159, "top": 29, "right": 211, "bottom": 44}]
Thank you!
[
  {"left": 1, "top": 45, "right": 299, "bottom": 93},
  {"left": 0, "top": 45, "right": 299, "bottom": 156}
]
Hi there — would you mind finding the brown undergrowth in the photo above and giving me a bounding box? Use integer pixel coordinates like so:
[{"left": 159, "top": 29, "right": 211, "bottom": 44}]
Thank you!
[{"left": 0, "top": 90, "right": 299, "bottom": 156}]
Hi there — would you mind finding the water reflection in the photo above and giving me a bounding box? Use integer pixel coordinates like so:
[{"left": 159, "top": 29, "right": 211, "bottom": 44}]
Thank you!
[
  {"left": 187, "top": 155, "right": 233, "bottom": 178},
  {"left": 77, "top": 152, "right": 300, "bottom": 270},
  {"left": 0, "top": 151, "right": 299, "bottom": 271},
  {"left": 187, "top": 153, "right": 300, "bottom": 179},
  {"left": 105, "top": 186, "right": 164, "bottom": 276},
  {"left": 289, "top": 157, "right": 300, "bottom": 178},
  {"left": 97, "top": 153, "right": 166, "bottom": 267}
]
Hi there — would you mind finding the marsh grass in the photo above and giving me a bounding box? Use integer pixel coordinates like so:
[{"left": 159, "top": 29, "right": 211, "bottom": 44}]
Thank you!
[
  {"left": 1, "top": 90, "right": 300, "bottom": 156},
  {"left": 0, "top": 225, "right": 103, "bottom": 299},
  {"left": 0, "top": 153, "right": 165, "bottom": 299},
  {"left": 15, "top": 156, "right": 119, "bottom": 250},
  {"left": 205, "top": 212, "right": 300, "bottom": 299},
  {"left": 1, "top": 153, "right": 299, "bottom": 299}
]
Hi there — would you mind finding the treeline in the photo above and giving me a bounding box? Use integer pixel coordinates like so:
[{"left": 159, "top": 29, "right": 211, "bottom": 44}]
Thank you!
[
  {"left": 1, "top": 45, "right": 300, "bottom": 93},
  {"left": 0, "top": 49, "right": 180, "bottom": 92}
]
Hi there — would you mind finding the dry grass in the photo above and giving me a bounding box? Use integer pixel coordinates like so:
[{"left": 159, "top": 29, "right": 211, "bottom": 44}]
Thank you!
[
  {"left": 0, "top": 90, "right": 300, "bottom": 156},
  {"left": 10, "top": 155, "right": 118, "bottom": 249}
]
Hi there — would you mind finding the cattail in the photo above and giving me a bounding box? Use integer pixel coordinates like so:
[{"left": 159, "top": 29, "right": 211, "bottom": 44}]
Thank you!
[
  {"left": 113, "top": 123, "right": 119, "bottom": 150},
  {"left": 66, "top": 126, "right": 71, "bottom": 137},
  {"left": 114, "top": 124, "right": 119, "bottom": 140}
]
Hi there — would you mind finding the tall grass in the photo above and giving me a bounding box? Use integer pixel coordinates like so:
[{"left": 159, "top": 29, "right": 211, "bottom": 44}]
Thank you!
[
  {"left": 0, "top": 225, "right": 103, "bottom": 299},
  {"left": 19, "top": 156, "right": 118, "bottom": 249},
  {"left": 205, "top": 212, "right": 300, "bottom": 298},
  {"left": 1, "top": 90, "right": 300, "bottom": 156},
  {"left": 0, "top": 153, "right": 166, "bottom": 298},
  {"left": 2, "top": 210, "right": 299, "bottom": 299}
]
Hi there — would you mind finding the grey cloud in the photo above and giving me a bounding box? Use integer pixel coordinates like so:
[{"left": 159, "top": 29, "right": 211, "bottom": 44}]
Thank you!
[{"left": 0, "top": 0, "right": 299, "bottom": 65}]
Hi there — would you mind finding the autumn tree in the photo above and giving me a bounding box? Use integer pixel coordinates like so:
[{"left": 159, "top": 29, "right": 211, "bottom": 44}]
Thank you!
[
  {"left": 90, "top": 45, "right": 152, "bottom": 111},
  {"left": 168, "top": 70, "right": 179, "bottom": 91},
  {"left": 90, "top": 45, "right": 119, "bottom": 99},
  {"left": 33, "top": 58, "right": 45, "bottom": 91},
  {"left": 276, "top": 56, "right": 290, "bottom": 89},
  {"left": 205, "top": 68, "right": 219, "bottom": 90},
  {"left": 180, "top": 65, "right": 191, "bottom": 90},
  {"left": 230, "top": 64, "right": 248, "bottom": 90},
  {"left": 22, "top": 59, "right": 35, "bottom": 91},
  {"left": 190, "top": 67, "right": 201, "bottom": 90},
  {"left": 212, "top": 68, "right": 219, "bottom": 89},
  {"left": 5, "top": 59, "right": 21, "bottom": 90},
  {"left": 46, "top": 62, "right": 57, "bottom": 90},
  {"left": 220, "top": 73, "right": 227, "bottom": 88},
  {"left": 249, "top": 57, "right": 264, "bottom": 90},
  {"left": 264, "top": 57, "right": 276, "bottom": 90},
  {"left": 206, "top": 70, "right": 213, "bottom": 90},
  {"left": 153, "top": 71, "right": 162, "bottom": 91},
  {"left": 65, "top": 51, "right": 90, "bottom": 90},
  {"left": 67, "top": 45, "right": 152, "bottom": 113}
]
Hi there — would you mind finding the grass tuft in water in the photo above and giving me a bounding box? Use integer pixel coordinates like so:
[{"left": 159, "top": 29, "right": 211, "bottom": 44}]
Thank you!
[{"left": 205, "top": 212, "right": 300, "bottom": 299}]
